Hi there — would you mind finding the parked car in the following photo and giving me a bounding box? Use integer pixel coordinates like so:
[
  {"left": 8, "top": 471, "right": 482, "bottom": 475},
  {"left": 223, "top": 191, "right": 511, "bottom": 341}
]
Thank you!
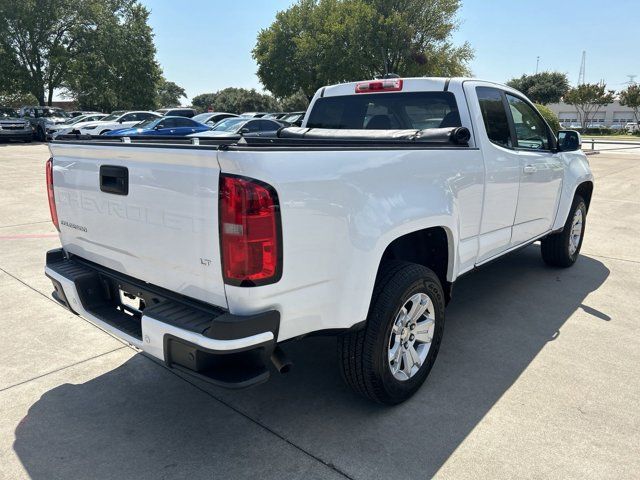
[
  {"left": 105, "top": 116, "right": 210, "bottom": 136},
  {"left": 262, "top": 112, "right": 287, "bottom": 119},
  {"left": 68, "top": 110, "right": 101, "bottom": 118},
  {"left": 625, "top": 122, "right": 639, "bottom": 133},
  {"left": 240, "top": 112, "right": 268, "bottom": 118},
  {"left": 45, "top": 77, "right": 592, "bottom": 404},
  {"left": 279, "top": 111, "right": 306, "bottom": 126},
  {"left": 19, "top": 106, "right": 70, "bottom": 141},
  {"left": 47, "top": 113, "right": 108, "bottom": 140},
  {"left": 77, "top": 111, "right": 160, "bottom": 135},
  {"left": 192, "top": 112, "right": 238, "bottom": 126},
  {"left": 188, "top": 117, "right": 284, "bottom": 137},
  {"left": 156, "top": 108, "right": 196, "bottom": 118},
  {"left": 52, "top": 113, "right": 122, "bottom": 138},
  {"left": 0, "top": 107, "right": 32, "bottom": 142}
]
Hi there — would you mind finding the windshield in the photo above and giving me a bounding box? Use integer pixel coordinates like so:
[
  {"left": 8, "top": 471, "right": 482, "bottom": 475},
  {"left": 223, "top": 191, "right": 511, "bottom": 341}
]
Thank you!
[
  {"left": 0, "top": 108, "right": 19, "bottom": 118},
  {"left": 212, "top": 118, "right": 245, "bottom": 132},
  {"left": 34, "top": 108, "right": 69, "bottom": 118},
  {"left": 66, "top": 115, "right": 88, "bottom": 125},
  {"left": 100, "top": 111, "right": 124, "bottom": 122},
  {"left": 135, "top": 118, "right": 161, "bottom": 129},
  {"left": 281, "top": 113, "right": 302, "bottom": 123},
  {"left": 192, "top": 113, "right": 212, "bottom": 123},
  {"left": 306, "top": 92, "right": 460, "bottom": 130}
]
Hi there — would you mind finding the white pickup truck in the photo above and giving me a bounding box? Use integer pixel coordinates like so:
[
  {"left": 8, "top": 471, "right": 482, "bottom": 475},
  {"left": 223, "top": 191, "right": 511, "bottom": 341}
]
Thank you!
[{"left": 45, "top": 77, "right": 593, "bottom": 404}]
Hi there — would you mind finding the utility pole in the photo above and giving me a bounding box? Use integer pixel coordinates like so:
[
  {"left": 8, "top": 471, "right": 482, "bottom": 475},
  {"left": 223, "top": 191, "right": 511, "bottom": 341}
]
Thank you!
[
  {"left": 578, "top": 51, "right": 586, "bottom": 85},
  {"left": 535, "top": 56, "right": 540, "bottom": 74}
]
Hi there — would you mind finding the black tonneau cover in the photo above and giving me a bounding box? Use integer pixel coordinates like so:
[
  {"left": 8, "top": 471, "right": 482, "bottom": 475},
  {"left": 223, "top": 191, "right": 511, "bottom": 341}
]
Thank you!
[{"left": 54, "top": 126, "right": 471, "bottom": 149}]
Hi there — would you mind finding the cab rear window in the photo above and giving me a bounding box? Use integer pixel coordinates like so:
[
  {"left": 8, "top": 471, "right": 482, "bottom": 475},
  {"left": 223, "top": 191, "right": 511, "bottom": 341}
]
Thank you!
[{"left": 306, "top": 92, "right": 460, "bottom": 130}]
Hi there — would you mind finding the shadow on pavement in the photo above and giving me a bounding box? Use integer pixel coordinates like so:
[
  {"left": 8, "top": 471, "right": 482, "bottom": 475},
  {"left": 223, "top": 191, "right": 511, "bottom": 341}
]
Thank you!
[{"left": 13, "top": 246, "right": 610, "bottom": 480}]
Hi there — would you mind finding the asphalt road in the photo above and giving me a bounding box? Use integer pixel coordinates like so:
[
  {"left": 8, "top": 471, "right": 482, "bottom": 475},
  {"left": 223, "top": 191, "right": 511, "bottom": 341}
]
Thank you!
[{"left": 1, "top": 142, "right": 639, "bottom": 480}]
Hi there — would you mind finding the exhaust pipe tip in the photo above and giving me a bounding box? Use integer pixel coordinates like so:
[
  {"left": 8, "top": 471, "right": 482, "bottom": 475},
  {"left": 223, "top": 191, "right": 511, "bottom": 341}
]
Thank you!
[{"left": 271, "top": 346, "right": 292, "bottom": 374}]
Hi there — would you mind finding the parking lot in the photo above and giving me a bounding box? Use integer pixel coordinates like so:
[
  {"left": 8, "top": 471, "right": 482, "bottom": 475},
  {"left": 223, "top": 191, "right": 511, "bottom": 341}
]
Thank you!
[{"left": 1, "top": 142, "right": 639, "bottom": 479}]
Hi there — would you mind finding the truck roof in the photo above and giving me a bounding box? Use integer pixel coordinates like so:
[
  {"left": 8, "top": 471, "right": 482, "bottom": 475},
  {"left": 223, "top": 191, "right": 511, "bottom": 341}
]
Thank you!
[{"left": 318, "top": 77, "right": 510, "bottom": 97}]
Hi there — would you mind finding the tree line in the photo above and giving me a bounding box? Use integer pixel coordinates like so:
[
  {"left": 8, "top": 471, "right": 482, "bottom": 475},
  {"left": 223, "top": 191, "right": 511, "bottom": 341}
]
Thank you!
[
  {"left": 0, "top": 0, "right": 185, "bottom": 110},
  {"left": 0, "top": 0, "right": 472, "bottom": 113},
  {"left": 2, "top": 0, "right": 637, "bottom": 127}
]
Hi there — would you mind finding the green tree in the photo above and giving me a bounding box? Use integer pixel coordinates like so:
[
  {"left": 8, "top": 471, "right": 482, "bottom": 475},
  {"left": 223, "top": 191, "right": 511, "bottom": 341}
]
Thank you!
[
  {"left": 506, "top": 72, "right": 570, "bottom": 105},
  {"left": 191, "top": 88, "right": 279, "bottom": 114},
  {"left": 534, "top": 103, "right": 560, "bottom": 134},
  {"left": 0, "top": 0, "right": 102, "bottom": 105},
  {"left": 191, "top": 93, "right": 217, "bottom": 112},
  {"left": 253, "top": 0, "right": 472, "bottom": 98},
  {"left": 619, "top": 84, "right": 640, "bottom": 126},
  {"left": 66, "top": 1, "right": 161, "bottom": 111},
  {"left": 279, "top": 90, "right": 309, "bottom": 111},
  {"left": 0, "top": 91, "right": 38, "bottom": 108},
  {"left": 564, "top": 83, "right": 615, "bottom": 129},
  {"left": 156, "top": 78, "right": 186, "bottom": 108}
]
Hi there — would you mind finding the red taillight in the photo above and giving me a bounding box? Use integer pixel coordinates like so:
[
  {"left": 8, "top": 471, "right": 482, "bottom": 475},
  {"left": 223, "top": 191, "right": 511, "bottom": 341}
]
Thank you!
[
  {"left": 219, "top": 174, "right": 281, "bottom": 286},
  {"left": 355, "top": 78, "right": 403, "bottom": 93},
  {"left": 46, "top": 158, "right": 59, "bottom": 231}
]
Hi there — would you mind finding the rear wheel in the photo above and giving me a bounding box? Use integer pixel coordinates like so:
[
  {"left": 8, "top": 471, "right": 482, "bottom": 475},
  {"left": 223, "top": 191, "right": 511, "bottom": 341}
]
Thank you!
[
  {"left": 338, "top": 261, "right": 445, "bottom": 404},
  {"left": 541, "top": 194, "right": 587, "bottom": 267}
]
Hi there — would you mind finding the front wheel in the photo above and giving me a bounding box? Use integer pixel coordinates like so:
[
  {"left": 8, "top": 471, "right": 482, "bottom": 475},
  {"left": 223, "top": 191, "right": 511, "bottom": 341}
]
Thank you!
[
  {"left": 541, "top": 194, "right": 587, "bottom": 267},
  {"left": 338, "top": 261, "right": 445, "bottom": 404}
]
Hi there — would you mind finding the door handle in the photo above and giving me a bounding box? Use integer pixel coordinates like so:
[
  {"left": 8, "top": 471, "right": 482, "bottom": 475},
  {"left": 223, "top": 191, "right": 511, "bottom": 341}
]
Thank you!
[
  {"left": 523, "top": 164, "right": 537, "bottom": 174},
  {"left": 100, "top": 165, "right": 129, "bottom": 195}
]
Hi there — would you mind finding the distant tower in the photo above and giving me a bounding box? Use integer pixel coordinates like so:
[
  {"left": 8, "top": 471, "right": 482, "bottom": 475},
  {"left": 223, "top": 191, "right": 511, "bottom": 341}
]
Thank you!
[
  {"left": 578, "top": 51, "right": 586, "bottom": 85},
  {"left": 625, "top": 75, "right": 637, "bottom": 86},
  {"left": 535, "top": 56, "right": 540, "bottom": 74}
]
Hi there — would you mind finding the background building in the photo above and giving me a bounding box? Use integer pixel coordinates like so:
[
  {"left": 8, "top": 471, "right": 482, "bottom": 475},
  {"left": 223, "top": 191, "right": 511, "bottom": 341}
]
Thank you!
[{"left": 547, "top": 101, "right": 635, "bottom": 128}]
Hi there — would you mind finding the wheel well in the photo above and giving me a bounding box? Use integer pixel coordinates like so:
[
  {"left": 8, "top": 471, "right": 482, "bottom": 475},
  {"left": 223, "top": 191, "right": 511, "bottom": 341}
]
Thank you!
[
  {"left": 575, "top": 181, "right": 593, "bottom": 212},
  {"left": 378, "top": 227, "right": 452, "bottom": 303}
]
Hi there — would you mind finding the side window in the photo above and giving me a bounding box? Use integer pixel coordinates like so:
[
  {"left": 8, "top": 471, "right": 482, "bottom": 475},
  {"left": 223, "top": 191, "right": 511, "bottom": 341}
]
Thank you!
[
  {"left": 160, "top": 118, "right": 178, "bottom": 128},
  {"left": 174, "top": 118, "right": 194, "bottom": 127},
  {"left": 257, "top": 120, "right": 279, "bottom": 131},
  {"left": 505, "top": 94, "right": 550, "bottom": 150},
  {"left": 121, "top": 113, "right": 137, "bottom": 122},
  {"left": 476, "top": 87, "right": 512, "bottom": 148},
  {"left": 138, "top": 113, "right": 156, "bottom": 121},
  {"left": 244, "top": 121, "right": 260, "bottom": 132}
]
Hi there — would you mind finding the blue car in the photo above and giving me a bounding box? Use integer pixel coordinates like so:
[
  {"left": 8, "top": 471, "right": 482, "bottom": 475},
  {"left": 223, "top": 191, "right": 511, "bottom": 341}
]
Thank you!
[{"left": 104, "top": 116, "right": 210, "bottom": 136}]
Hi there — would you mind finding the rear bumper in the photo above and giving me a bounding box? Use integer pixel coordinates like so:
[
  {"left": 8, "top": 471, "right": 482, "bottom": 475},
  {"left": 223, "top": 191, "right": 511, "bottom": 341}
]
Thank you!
[
  {"left": 45, "top": 249, "right": 279, "bottom": 388},
  {"left": 0, "top": 129, "right": 32, "bottom": 140}
]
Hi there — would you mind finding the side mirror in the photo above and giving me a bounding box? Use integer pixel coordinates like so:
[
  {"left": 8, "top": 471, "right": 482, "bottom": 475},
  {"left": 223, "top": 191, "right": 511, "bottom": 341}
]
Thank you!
[
  {"left": 239, "top": 127, "right": 250, "bottom": 134},
  {"left": 155, "top": 124, "right": 164, "bottom": 130},
  {"left": 557, "top": 130, "right": 581, "bottom": 152}
]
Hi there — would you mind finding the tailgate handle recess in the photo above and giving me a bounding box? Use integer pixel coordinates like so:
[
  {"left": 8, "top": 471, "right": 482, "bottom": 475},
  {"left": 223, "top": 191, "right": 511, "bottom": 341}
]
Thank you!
[{"left": 100, "top": 165, "right": 129, "bottom": 195}]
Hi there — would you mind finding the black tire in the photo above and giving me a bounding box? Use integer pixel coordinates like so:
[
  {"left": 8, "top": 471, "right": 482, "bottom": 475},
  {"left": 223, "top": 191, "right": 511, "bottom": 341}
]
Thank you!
[
  {"left": 541, "top": 194, "right": 587, "bottom": 268},
  {"left": 338, "top": 261, "right": 445, "bottom": 404},
  {"left": 100, "top": 129, "right": 110, "bottom": 135}
]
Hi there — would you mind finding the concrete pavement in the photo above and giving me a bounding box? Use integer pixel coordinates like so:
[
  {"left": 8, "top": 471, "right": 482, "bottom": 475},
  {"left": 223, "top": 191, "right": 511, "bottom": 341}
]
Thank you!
[{"left": 0, "top": 142, "right": 638, "bottom": 479}]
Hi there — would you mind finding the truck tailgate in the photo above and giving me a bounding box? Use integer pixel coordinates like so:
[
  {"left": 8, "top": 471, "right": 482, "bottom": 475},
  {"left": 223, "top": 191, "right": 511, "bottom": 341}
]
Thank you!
[{"left": 48, "top": 143, "right": 227, "bottom": 308}]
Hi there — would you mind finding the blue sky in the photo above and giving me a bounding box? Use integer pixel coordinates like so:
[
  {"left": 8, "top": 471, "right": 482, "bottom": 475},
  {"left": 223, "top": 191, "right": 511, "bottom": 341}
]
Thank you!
[{"left": 142, "top": 0, "right": 640, "bottom": 103}]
